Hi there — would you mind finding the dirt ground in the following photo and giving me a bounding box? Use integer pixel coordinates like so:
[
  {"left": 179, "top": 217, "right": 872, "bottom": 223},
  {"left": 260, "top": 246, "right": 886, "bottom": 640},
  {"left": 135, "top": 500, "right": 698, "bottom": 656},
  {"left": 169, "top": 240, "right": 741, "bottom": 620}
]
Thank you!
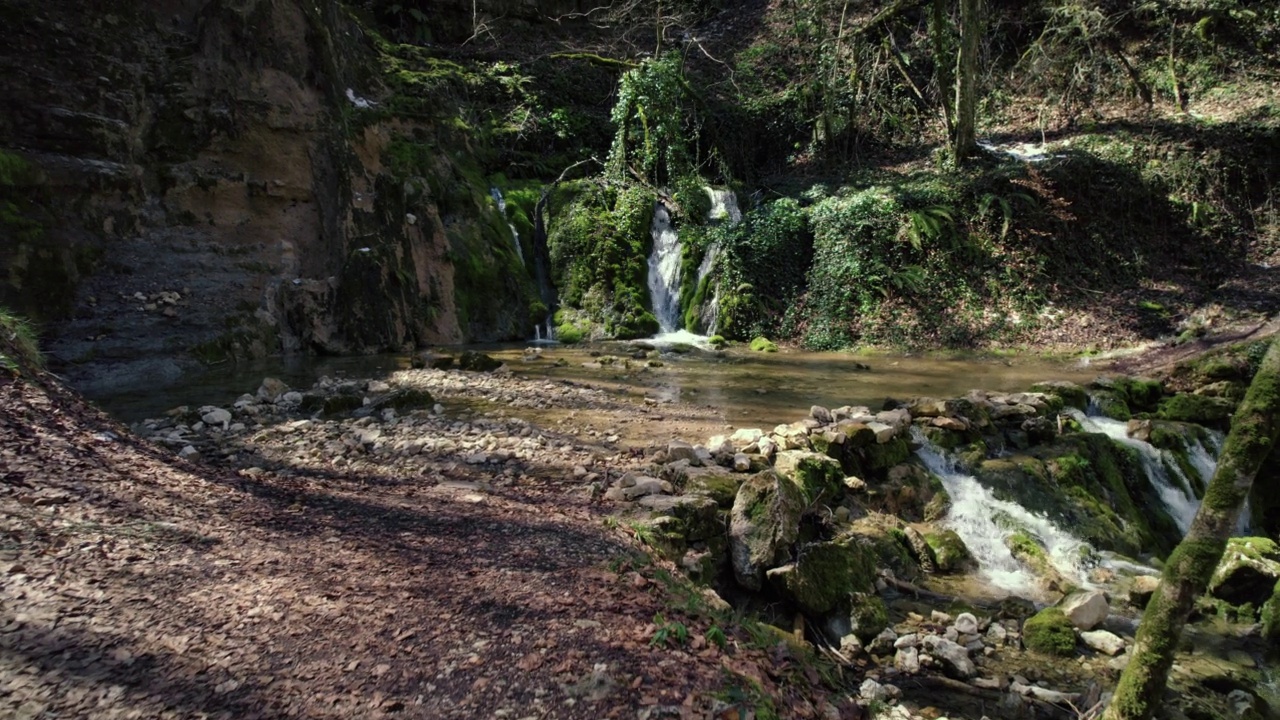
[{"left": 0, "top": 375, "right": 852, "bottom": 720}]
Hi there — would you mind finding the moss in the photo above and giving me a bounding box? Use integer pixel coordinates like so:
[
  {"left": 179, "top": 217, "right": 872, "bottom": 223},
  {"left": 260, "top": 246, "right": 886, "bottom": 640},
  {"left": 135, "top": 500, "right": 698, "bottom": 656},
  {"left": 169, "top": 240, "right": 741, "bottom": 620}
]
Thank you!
[
  {"left": 1115, "top": 377, "right": 1165, "bottom": 412},
  {"left": 1022, "top": 607, "right": 1077, "bottom": 656},
  {"left": 0, "top": 307, "right": 41, "bottom": 376},
  {"left": 1157, "top": 393, "right": 1234, "bottom": 428},
  {"left": 684, "top": 470, "right": 745, "bottom": 508},
  {"left": 1261, "top": 579, "right": 1280, "bottom": 643},
  {"left": 861, "top": 437, "right": 911, "bottom": 471},
  {"left": 707, "top": 334, "right": 727, "bottom": 348},
  {"left": 768, "top": 539, "right": 876, "bottom": 615},
  {"left": 925, "top": 529, "right": 975, "bottom": 573},
  {"left": 847, "top": 592, "right": 889, "bottom": 643},
  {"left": 556, "top": 323, "right": 585, "bottom": 344},
  {"left": 1090, "top": 389, "right": 1132, "bottom": 421},
  {"left": 774, "top": 451, "right": 844, "bottom": 505},
  {"left": 749, "top": 336, "right": 778, "bottom": 352}
]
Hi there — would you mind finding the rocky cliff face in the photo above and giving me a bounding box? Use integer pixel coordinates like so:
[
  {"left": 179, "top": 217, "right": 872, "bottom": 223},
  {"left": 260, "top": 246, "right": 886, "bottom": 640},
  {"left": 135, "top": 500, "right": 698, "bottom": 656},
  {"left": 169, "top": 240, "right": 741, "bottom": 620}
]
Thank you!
[{"left": 0, "top": 0, "right": 533, "bottom": 394}]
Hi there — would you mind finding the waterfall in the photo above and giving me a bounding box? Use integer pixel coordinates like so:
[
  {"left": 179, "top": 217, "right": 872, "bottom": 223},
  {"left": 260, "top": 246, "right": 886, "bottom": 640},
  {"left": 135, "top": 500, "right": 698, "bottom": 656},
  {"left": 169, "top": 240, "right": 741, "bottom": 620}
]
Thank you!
[
  {"left": 489, "top": 187, "right": 524, "bottom": 265},
  {"left": 913, "top": 429, "right": 1095, "bottom": 595},
  {"left": 1068, "top": 410, "right": 1209, "bottom": 535},
  {"left": 647, "top": 202, "right": 683, "bottom": 333},
  {"left": 694, "top": 188, "right": 741, "bottom": 335}
]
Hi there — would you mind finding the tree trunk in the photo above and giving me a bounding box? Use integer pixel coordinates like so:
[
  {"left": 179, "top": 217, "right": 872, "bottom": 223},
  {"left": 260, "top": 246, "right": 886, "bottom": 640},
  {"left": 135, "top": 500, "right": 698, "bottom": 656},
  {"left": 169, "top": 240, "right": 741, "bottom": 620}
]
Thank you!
[
  {"left": 952, "top": 0, "right": 981, "bottom": 162},
  {"left": 931, "top": 0, "right": 955, "bottom": 138},
  {"left": 1102, "top": 335, "right": 1280, "bottom": 720}
]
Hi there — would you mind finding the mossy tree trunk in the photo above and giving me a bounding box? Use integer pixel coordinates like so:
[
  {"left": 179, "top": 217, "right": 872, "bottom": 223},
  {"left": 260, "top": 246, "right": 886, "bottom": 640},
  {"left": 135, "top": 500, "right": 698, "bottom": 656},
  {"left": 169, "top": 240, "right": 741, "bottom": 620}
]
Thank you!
[
  {"left": 1103, "top": 335, "right": 1280, "bottom": 720},
  {"left": 952, "top": 0, "right": 981, "bottom": 162}
]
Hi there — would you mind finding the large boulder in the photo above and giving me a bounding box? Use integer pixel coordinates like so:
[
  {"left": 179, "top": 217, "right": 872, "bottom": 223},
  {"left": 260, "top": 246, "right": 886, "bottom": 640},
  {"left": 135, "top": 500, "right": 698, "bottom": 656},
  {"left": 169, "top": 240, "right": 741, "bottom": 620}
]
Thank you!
[
  {"left": 1022, "top": 607, "right": 1077, "bottom": 656},
  {"left": 729, "top": 470, "right": 806, "bottom": 591},
  {"left": 922, "top": 635, "right": 976, "bottom": 679},
  {"left": 774, "top": 450, "right": 843, "bottom": 504},
  {"left": 1157, "top": 393, "right": 1234, "bottom": 429},
  {"left": 1208, "top": 537, "right": 1280, "bottom": 606},
  {"left": 457, "top": 351, "right": 502, "bottom": 372},
  {"left": 1060, "top": 589, "right": 1109, "bottom": 630},
  {"left": 677, "top": 466, "right": 746, "bottom": 507},
  {"left": 924, "top": 529, "right": 976, "bottom": 573},
  {"left": 765, "top": 539, "right": 877, "bottom": 615}
]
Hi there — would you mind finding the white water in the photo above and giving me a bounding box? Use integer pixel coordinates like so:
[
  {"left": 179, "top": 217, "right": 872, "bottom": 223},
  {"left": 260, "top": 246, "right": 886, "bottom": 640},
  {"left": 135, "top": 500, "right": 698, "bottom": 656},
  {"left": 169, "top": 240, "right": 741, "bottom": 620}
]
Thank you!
[
  {"left": 1069, "top": 410, "right": 1206, "bottom": 535},
  {"left": 489, "top": 187, "right": 524, "bottom": 265},
  {"left": 645, "top": 189, "right": 742, "bottom": 337},
  {"left": 647, "top": 202, "right": 683, "bottom": 333},
  {"left": 914, "top": 430, "right": 1095, "bottom": 595}
]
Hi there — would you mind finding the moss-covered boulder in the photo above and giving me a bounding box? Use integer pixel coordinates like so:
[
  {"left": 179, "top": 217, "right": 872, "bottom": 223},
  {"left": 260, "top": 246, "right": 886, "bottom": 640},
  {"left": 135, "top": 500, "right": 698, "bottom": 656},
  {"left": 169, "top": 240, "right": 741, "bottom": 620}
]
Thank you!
[
  {"left": 845, "top": 515, "right": 922, "bottom": 581},
  {"left": 387, "top": 387, "right": 435, "bottom": 411},
  {"left": 859, "top": 436, "right": 911, "bottom": 472},
  {"left": 925, "top": 529, "right": 976, "bottom": 573},
  {"left": 729, "top": 469, "right": 806, "bottom": 591},
  {"left": 679, "top": 466, "right": 747, "bottom": 508},
  {"left": 765, "top": 539, "right": 877, "bottom": 615},
  {"left": 749, "top": 336, "right": 779, "bottom": 352},
  {"left": 1261, "top": 579, "right": 1280, "bottom": 643},
  {"left": 774, "top": 450, "right": 843, "bottom": 504},
  {"left": 1030, "top": 381, "right": 1089, "bottom": 411},
  {"left": 457, "top": 350, "right": 503, "bottom": 372},
  {"left": 1089, "top": 389, "right": 1131, "bottom": 421},
  {"left": 846, "top": 592, "right": 889, "bottom": 643},
  {"left": 1208, "top": 537, "right": 1280, "bottom": 606},
  {"left": 1022, "top": 607, "right": 1077, "bottom": 656},
  {"left": 1157, "top": 393, "right": 1234, "bottom": 429},
  {"left": 1114, "top": 376, "right": 1164, "bottom": 413}
]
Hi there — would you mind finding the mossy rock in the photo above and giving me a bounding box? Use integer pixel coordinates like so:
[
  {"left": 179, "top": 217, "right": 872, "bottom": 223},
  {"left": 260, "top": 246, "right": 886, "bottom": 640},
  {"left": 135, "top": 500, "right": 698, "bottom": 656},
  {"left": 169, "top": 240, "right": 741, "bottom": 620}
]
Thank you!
[
  {"left": 1114, "top": 376, "right": 1164, "bottom": 412},
  {"left": 1030, "top": 381, "right": 1089, "bottom": 411},
  {"left": 707, "top": 335, "right": 727, "bottom": 348},
  {"left": 1208, "top": 537, "right": 1280, "bottom": 606},
  {"left": 387, "top": 387, "right": 435, "bottom": 410},
  {"left": 321, "top": 393, "right": 363, "bottom": 416},
  {"left": 556, "top": 323, "right": 585, "bottom": 344},
  {"left": 457, "top": 351, "right": 503, "bottom": 372},
  {"left": 847, "top": 591, "right": 889, "bottom": 643},
  {"left": 774, "top": 450, "right": 843, "bottom": 505},
  {"left": 682, "top": 466, "right": 747, "bottom": 508},
  {"left": 729, "top": 469, "right": 806, "bottom": 591},
  {"left": 1157, "top": 393, "right": 1234, "bottom": 428},
  {"left": 1261, "top": 579, "right": 1280, "bottom": 644},
  {"left": 749, "top": 336, "right": 778, "bottom": 352},
  {"left": 1089, "top": 389, "right": 1131, "bottom": 421},
  {"left": 1022, "top": 607, "right": 1077, "bottom": 656},
  {"left": 846, "top": 515, "right": 922, "bottom": 581},
  {"left": 860, "top": 437, "right": 911, "bottom": 471},
  {"left": 765, "top": 539, "right": 876, "bottom": 615},
  {"left": 925, "top": 529, "right": 976, "bottom": 573}
]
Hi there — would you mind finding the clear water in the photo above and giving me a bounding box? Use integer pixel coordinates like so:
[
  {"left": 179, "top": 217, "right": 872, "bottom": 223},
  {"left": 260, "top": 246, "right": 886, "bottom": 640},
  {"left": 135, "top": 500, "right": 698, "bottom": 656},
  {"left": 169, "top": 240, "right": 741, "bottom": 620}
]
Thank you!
[
  {"left": 647, "top": 202, "right": 684, "bottom": 333},
  {"left": 489, "top": 187, "right": 524, "bottom": 265}
]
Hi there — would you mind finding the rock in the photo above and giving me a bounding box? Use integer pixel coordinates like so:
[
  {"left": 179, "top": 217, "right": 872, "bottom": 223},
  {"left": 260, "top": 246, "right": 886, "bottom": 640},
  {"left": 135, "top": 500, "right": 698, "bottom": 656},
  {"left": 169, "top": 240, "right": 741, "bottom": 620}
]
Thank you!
[
  {"left": 773, "top": 450, "right": 843, "bottom": 504},
  {"left": 866, "top": 628, "right": 897, "bottom": 656},
  {"left": 412, "top": 351, "right": 454, "bottom": 370},
  {"left": 678, "top": 466, "right": 745, "bottom": 507},
  {"left": 921, "top": 635, "right": 976, "bottom": 679},
  {"left": 666, "top": 440, "right": 701, "bottom": 465},
  {"left": 1079, "top": 629, "right": 1125, "bottom": 656},
  {"left": 1208, "top": 537, "right": 1280, "bottom": 606},
  {"left": 366, "top": 380, "right": 391, "bottom": 394},
  {"left": 810, "top": 405, "right": 833, "bottom": 424},
  {"left": 865, "top": 421, "right": 897, "bottom": 444},
  {"left": 728, "top": 470, "right": 806, "bottom": 591},
  {"left": 1129, "top": 575, "right": 1160, "bottom": 608},
  {"left": 729, "top": 428, "right": 764, "bottom": 448},
  {"left": 733, "top": 453, "right": 751, "bottom": 472},
  {"left": 1060, "top": 589, "right": 1109, "bottom": 630},
  {"left": 846, "top": 592, "right": 889, "bottom": 643},
  {"left": 457, "top": 351, "right": 502, "bottom": 372},
  {"left": 954, "top": 613, "right": 979, "bottom": 635},
  {"left": 280, "top": 391, "right": 303, "bottom": 406},
  {"left": 931, "top": 416, "right": 969, "bottom": 432},
  {"left": 178, "top": 445, "right": 199, "bottom": 459},
  {"left": 765, "top": 539, "right": 876, "bottom": 615},
  {"left": 903, "top": 527, "right": 936, "bottom": 573},
  {"left": 622, "top": 476, "right": 666, "bottom": 499},
  {"left": 858, "top": 679, "right": 886, "bottom": 702},
  {"left": 894, "top": 633, "right": 919, "bottom": 649},
  {"left": 894, "top": 646, "right": 920, "bottom": 673},
  {"left": 985, "top": 623, "right": 1008, "bottom": 646},
  {"left": 1022, "top": 608, "right": 1077, "bottom": 656},
  {"left": 931, "top": 610, "right": 953, "bottom": 624},
  {"left": 876, "top": 408, "right": 911, "bottom": 429},
  {"left": 201, "top": 408, "right": 232, "bottom": 427},
  {"left": 257, "top": 377, "right": 289, "bottom": 401},
  {"left": 925, "top": 530, "right": 976, "bottom": 573}
]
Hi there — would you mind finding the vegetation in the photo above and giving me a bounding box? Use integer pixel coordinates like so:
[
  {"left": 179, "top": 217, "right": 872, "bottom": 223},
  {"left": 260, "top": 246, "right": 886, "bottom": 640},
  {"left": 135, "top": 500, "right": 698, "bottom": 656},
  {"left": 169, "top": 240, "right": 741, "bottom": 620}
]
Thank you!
[
  {"left": 1022, "top": 607, "right": 1078, "bottom": 656},
  {"left": 1105, "top": 335, "right": 1280, "bottom": 720},
  {"left": 0, "top": 307, "right": 41, "bottom": 376}
]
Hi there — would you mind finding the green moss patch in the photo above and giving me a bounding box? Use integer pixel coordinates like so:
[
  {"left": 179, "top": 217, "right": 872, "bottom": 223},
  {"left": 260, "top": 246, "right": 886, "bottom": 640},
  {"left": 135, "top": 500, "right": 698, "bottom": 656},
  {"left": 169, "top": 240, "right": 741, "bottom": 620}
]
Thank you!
[{"left": 1022, "top": 607, "right": 1077, "bottom": 656}]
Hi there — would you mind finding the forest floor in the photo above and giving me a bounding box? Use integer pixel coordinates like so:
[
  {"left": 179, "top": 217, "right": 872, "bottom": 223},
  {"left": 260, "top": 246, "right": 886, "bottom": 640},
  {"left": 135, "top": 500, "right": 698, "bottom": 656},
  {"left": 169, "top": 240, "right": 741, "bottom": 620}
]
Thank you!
[{"left": 0, "top": 373, "right": 854, "bottom": 720}]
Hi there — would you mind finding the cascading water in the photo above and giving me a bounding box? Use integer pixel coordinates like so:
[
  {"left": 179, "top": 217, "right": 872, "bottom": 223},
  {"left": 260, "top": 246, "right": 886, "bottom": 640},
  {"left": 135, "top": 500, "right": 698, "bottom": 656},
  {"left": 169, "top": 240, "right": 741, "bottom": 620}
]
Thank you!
[
  {"left": 1068, "top": 409, "right": 1213, "bottom": 535},
  {"left": 489, "top": 187, "right": 524, "bottom": 265},
  {"left": 645, "top": 189, "right": 742, "bottom": 340},
  {"left": 913, "top": 429, "right": 1095, "bottom": 595},
  {"left": 647, "top": 202, "right": 684, "bottom": 334},
  {"left": 694, "top": 188, "right": 742, "bottom": 335}
]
